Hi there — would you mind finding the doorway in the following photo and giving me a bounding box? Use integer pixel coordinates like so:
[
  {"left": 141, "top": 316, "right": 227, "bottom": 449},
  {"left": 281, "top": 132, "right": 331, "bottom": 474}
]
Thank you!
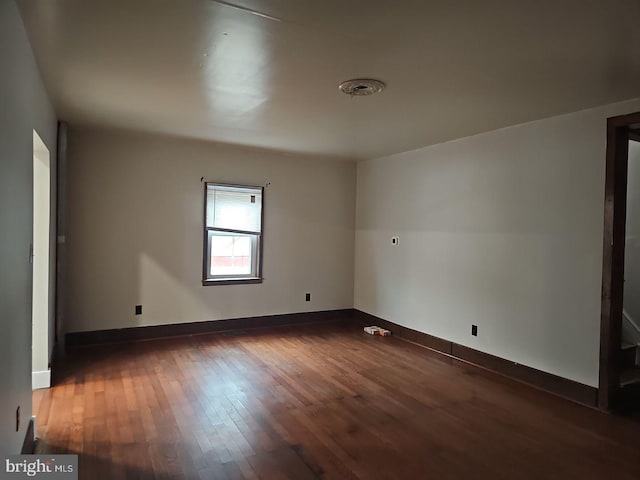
[
  {"left": 599, "top": 112, "right": 640, "bottom": 410},
  {"left": 32, "top": 130, "right": 51, "bottom": 390},
  {"left": 624, "top": 138, "right": 640, "bottom": 348}
]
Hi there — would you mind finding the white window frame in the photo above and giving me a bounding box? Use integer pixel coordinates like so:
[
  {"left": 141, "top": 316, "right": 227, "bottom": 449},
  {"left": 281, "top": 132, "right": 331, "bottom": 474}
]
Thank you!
[{"left": 202, "top": 182, "right": 264, "bottom": 285}]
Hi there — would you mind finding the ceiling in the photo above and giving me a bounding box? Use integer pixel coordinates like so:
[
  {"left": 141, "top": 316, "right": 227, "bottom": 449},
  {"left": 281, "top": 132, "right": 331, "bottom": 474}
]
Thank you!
[{"left": 17, "top": 0, "right": 640, "bottom": 160}]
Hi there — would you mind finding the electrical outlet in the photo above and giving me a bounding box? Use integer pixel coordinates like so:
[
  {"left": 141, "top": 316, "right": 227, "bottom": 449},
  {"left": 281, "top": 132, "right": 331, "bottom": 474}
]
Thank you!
[
  {"left": 16, "top": 406, "right": 20, "bottom": 432},
  {"left": 305, "top": 293, "right": 311, "bottom": 302},
  {"left": 471, "top": 325, "right": 478, "bottom": 336},
  {"left": 135, "top": 305, "right": 142, "bottom": 315},
  {"left": 391, "top": 236, "right": 399, "bottom": 246}
]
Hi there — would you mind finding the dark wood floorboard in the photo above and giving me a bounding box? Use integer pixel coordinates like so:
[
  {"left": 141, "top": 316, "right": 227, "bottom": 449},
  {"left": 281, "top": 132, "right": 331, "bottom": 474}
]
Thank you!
[{"left": 34, "top": 321, "right": 640, "bottom": 479}]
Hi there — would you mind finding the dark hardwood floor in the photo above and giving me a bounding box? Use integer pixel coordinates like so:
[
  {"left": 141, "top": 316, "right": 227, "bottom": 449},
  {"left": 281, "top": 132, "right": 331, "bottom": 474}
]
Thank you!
[{"left": 34, "top": 321, "right": 640, "bottom": 479}]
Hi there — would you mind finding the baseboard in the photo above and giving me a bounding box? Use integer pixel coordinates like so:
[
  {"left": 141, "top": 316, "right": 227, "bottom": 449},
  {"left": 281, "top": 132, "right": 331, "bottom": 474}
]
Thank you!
[
  {"left": 353, "top": 310, "right": 598, "bottom": 408},
  {"left": 32, "top": 369, "right": 51, "bottom": 390},
  {"left": 20, "top": 417, "right": 36, "bottom": 454},
  {"left": 355, "top": 310, "right": 453, "bottom": 354},
  {"left": 450, "top": 344, "right": 598, "bottom": 407},
  {"left": 66, "top": 309, "right": 356, "bottom": 347}
]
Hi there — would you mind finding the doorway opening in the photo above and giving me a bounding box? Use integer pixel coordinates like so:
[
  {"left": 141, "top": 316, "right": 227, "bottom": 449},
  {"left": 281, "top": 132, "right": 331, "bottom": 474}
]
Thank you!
[
  {"left": 599, "top": 112, "right": 640, "bottom": 410},
  {"left": 32, "top": 130, "right": 51, "bottom": 390}
]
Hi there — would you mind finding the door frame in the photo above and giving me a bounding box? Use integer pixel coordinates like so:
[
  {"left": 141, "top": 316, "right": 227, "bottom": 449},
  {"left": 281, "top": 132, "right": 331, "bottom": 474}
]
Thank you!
[
  {"left": 32, "top": 130, "right": 51, "bottom": 390},
  {"left": 598, "top": 111, "right": 640, "bottom": 409}
]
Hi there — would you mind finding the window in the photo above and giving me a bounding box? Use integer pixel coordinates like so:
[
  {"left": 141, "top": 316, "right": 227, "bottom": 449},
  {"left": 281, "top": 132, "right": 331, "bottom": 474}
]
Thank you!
[{"left": 203, "top": 183, "right": 264, "bottom": 284}]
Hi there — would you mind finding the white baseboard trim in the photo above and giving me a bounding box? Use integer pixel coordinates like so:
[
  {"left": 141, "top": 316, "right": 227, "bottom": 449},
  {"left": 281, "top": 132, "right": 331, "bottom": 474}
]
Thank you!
[{"left": 32, "top": 369, "right": 51, "bottom": 390}]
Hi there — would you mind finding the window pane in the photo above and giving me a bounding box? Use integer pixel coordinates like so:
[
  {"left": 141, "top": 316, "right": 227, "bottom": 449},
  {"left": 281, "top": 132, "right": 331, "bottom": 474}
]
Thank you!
[
  {"left": 206, "top": 185, "right": 262, "bottom": 232},
  {"left": 203, "top": 183, "right": 263, "bottom": 283},
  {"left": 209, "top": 234, "right": 256, "bottom": 277}
]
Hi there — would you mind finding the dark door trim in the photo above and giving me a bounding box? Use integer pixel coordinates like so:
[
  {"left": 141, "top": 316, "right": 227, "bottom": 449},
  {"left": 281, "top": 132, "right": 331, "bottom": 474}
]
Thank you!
[{"left": 598, "top": 111, "right": 640, "bottom": 410}]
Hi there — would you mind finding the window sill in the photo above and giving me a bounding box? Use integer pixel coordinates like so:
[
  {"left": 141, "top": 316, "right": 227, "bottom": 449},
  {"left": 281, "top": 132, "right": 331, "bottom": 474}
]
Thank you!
[{"left": 202, "top": 277, "right": 263, "bottom": 286}]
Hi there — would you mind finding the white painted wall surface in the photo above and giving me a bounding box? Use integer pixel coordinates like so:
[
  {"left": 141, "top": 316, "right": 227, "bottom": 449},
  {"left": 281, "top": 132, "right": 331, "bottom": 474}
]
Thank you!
[
  {"left": 66, "top": 128, "right": 356, "bottom": 333},
  {"left": 355, "top": 98, "right": 640, "bottom": 388},
  {"left": 0, "top": 0, "right": 57, "bottom": 454}
]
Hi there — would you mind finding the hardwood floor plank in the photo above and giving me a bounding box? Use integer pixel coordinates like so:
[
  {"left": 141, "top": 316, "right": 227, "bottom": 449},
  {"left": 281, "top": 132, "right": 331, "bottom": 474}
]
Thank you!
[{"left": 34, "top": 321, "right": 640, "bottom": 479}]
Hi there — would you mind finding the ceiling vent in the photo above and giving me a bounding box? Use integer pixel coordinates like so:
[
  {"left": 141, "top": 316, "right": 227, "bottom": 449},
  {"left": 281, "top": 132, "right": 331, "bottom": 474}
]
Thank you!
[{"left": 338, "top": 79, "right": 385, "bottom": 96}]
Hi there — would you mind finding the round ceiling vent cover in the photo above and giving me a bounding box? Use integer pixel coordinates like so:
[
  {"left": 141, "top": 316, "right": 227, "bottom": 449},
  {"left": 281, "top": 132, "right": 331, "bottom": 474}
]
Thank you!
[{"left": 339, "top": 79, "right": 386, "bottom": 96}]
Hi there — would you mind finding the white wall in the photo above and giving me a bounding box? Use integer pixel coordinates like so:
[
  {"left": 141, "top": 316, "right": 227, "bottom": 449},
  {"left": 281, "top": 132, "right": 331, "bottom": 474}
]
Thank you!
[
  {"left": 66, "top": 128, "right": 355, "bottom": 333},
  {"left": 624, "top": 140, "right": 640, "bottom": 342},
  {"left": 355, "top": 98, "right": 640, "bottom": 388},
  {"left": 0, "top": 0, "right": 57, "bottom": 453}
]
